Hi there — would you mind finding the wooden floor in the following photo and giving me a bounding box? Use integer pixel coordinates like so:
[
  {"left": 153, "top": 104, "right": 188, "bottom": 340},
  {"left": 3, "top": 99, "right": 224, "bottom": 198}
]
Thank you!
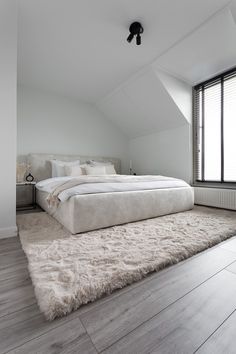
[{"left": 1, "top": 235, "right": 236, "bottom": 353}]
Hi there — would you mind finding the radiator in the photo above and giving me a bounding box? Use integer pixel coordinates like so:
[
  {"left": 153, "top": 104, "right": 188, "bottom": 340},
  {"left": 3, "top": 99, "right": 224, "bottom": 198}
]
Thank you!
[{"left": 194, "top": 187, "right": 236, "bottom": 210}]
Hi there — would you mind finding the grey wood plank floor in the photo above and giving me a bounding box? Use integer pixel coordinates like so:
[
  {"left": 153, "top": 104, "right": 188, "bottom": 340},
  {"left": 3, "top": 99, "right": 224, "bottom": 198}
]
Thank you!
[
  {"left": 196, "top": 308, "right": 236, "bottom": 354},
  {"left": 1, "top": 236, "right": 236, "bottom": 354}
]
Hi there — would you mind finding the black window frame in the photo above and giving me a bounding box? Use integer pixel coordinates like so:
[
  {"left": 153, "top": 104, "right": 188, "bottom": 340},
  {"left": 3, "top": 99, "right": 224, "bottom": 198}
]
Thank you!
[{"left": 193, "top": 66, "right": 236, "bottom": 189}]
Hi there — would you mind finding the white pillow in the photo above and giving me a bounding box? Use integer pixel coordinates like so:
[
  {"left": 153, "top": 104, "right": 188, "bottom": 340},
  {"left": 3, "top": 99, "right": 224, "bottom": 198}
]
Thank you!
[
  {"left": 65, "top": 165, "right": 85, "bottom": 177},
  {"left": 88, "top": 160, "right": 112, "bottom": 166},
  {"left": 105, "top": 165, "right": 116, "bottom": 174},
  {"left": 85, "top": 165, "right": 107, "bottom": 175},
  {"left": 88, "top": 160, "right": 116, "bottom": 174},
  {"left": 80, "top": 163, "right": 90, "bottom": 175},
  {"left": 50, "top": 160, "right": 80, "bottom": 177}
]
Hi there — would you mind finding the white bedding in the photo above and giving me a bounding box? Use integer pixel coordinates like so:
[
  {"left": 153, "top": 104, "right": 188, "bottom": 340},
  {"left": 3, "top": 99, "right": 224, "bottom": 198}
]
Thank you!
[{"left": 36, "top": 175, "right": 190, "bottom": 203}]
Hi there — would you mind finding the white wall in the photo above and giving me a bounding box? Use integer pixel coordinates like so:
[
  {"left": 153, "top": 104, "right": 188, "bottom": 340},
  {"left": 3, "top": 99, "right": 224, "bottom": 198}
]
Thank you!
[
  {"left": 129, "top": 124, "right": 192, "bottom": 183},
  {"left": 17, "top": 86, "right": 129, "bottom": 172},
  {"left": 0, "top": 0, "right": 17, "bottom": 238},
  {"left": 17, "top": 86, "right": 192, "bottom": 181}
]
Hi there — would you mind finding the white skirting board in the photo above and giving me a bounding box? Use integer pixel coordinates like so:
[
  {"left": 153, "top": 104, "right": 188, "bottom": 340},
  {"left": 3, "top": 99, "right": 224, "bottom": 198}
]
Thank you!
[
  {"left": 0, "top": 226, "right": 18, "bottom": 239},
  {"left": 194, "top": 187, "right": 236, "bottom": 210}
]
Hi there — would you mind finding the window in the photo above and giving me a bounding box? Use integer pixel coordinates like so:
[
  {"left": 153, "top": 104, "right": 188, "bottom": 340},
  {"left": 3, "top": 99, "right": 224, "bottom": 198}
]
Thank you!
[{"left": 193, "top": 67, "right": 236, "bottom": 186}]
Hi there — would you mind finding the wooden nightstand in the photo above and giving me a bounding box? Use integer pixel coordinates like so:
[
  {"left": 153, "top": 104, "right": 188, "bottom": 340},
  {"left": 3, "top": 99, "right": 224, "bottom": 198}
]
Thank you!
[{"left": 16, "top": 182, "right": 36, "bottom": 211}]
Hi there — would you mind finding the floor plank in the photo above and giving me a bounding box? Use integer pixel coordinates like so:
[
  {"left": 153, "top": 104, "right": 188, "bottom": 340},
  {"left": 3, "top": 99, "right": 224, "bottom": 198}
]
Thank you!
[
  {"left": 0, "top": 283, "right": 36, "bottom": 318},
  {"left": 6, "top": 318, "right": 97, "bottom": 354},
  {"left": 220, "top": 237, "right": 236, "bottom": 253},
  {"left": 0, "top": 262, "right": 29, "bottom": 283},
  {"left": 196, "top": 310, "right": 236, "bottom": 354},
  {"left": 0, "top": 250, "right": 27, "bottom": 271},
  {"left": 0, "top": 305, "right": 85, "bottom": 354},
  {"left": 0, "top": 237, "right": 19, "bottom": 245},
  {"left": 0, "top": 237, "right": 29, "bottom": 282},
  {"left": 80, "top": 247, "right": 236, "bottom": 352},
  {"left": 0, "top": 242, "right": 34, "bottom": 318},
  {"left": 0, "top": 237, "right": 21, "bottom": 255},
  {"left": 226, "top": 260, "right": 236, "bottom": 275},
  {"left": 0, "top": 272, "right": 31, "bottom": 293},
  {"left": 102, "top": 270, "right": 236, "bottom": 354}
]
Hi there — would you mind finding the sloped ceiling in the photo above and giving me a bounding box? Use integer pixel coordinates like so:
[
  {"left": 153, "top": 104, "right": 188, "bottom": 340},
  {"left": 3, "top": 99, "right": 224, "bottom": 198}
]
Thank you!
[
  {"left": 98, "top": 4, "right": 236, "bottom": 138},
  {"left": 154, "top": 7, "right": 236, "bottom": 85},
  {"left": 18, "top": 0, "right": 230, "bottom": 102},
  {"left": 156, "top": 69, "right": 192, "bottom": 124},
  {"left": 97, "top": 68, "right": 191, "bottom": 138},
  {"left": 18, "top": 0, "right": 236, "bottom": 138}
]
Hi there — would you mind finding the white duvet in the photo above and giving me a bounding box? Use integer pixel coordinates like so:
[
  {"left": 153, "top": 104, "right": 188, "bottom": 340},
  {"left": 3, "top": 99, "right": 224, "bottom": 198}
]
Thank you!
[{"left": 36, "top": 175, "right": 190, "bottom": 203}]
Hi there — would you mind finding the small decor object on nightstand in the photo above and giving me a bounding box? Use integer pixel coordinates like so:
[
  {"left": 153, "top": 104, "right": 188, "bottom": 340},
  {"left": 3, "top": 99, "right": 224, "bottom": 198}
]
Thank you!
[
  {"left": 16, "top": 162, "right": 30, "bottom": 183},
  {"left": 129, "top": 160, "right": 136, "bottom": 175},
  {"left": 129, "top": 160, "right": 133, "bottom": 175},
  {"left": 26, "top": 173, "right": 34, "bottom": 182}
]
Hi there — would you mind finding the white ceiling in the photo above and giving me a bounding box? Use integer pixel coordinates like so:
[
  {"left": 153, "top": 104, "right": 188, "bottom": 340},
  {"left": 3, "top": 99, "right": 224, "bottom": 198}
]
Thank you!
[
  {"left": 97, "top": 3, "right": 236, "bottom": 138},
  {"left": 154, "top": 7, "right": 236, "bottom": 85},
  {"left": 18, "top": 0, "right": 231, "bottom": 103}
]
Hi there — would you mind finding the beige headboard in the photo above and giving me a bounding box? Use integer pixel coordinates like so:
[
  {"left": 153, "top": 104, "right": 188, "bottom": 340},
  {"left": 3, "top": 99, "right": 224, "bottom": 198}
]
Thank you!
[{"left": 18, "top": 153, "right": 121, "bottom": 181}]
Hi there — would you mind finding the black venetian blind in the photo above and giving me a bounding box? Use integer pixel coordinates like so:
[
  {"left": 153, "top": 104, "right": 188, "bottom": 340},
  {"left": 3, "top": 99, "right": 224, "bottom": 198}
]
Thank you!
[{"left": 193, "top": 67, "right": 236, "bottom": 185}]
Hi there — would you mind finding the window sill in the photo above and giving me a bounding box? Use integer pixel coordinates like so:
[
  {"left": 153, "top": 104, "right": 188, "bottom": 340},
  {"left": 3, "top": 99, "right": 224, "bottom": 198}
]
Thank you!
[{"left": 192, "top": 182, "right": 236, "bottom": 190}]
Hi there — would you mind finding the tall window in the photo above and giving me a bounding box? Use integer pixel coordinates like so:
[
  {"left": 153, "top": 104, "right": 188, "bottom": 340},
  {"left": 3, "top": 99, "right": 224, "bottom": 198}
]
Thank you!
[{"left": 193, "top": 68, "right": 236, "bottom": 186}]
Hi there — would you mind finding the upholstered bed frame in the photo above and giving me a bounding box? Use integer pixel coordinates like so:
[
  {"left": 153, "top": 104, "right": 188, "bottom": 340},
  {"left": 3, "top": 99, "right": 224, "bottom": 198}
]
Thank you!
[{"left": 18, "top": 153, "right": 194, "bottom": 234}]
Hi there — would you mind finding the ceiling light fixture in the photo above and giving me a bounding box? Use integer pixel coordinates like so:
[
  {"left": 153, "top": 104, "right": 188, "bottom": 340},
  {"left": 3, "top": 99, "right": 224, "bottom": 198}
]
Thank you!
[{"left": 127, "top": 22, "right": 144, "bottom": 46}]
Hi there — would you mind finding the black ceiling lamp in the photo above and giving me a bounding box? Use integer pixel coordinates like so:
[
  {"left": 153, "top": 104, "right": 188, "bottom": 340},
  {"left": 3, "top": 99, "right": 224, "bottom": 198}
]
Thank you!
[{"left": 127, "top": 22, "right": 144, "bottom": 46}]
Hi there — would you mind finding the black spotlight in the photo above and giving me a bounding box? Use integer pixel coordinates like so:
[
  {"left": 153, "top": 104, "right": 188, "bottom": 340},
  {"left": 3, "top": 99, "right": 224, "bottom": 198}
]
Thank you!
[
  {"left": 136, "top": 33, "right": 141, "bottom": 45},
  {"left": 127, "top": 22, "right": 144, "bottom": 45},
  {"left": 127, "top": 33, "right": 134, "bottom": 43}
]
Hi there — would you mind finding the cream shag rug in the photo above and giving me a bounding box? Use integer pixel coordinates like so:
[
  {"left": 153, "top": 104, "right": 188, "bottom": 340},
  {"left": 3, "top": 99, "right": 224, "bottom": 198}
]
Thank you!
[{"left": 17, "top": 206, "right": 236, "bottom": 320}]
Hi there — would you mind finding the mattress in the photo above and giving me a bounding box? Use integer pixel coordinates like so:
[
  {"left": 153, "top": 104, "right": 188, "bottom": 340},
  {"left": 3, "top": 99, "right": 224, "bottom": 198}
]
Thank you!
[{"left": 36, "top": 184, "right": 194, "bottom": 234}]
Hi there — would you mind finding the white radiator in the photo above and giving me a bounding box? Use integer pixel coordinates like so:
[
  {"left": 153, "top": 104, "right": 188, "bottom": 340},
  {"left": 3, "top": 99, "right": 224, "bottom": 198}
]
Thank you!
[{"left": 194, "top": 187, "right": 236, "bottom": 210}]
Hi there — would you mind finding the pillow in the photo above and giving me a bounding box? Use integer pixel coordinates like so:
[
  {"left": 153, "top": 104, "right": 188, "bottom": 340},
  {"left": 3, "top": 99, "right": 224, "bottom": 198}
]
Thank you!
[
  {"left": 105, "top": 165, "right": 116, "bottom": 174},
  {"left": 50, "top": 160, "right": 80, "bottom": 177},
  {"left": 65, "top": 165, "right": 85, "bottom": 177},
  {"left": 87, "top": 160, "right": 116, "bottom": 174},
  {"left": 80, "top": 164, "right": 89, "bottom": 175},
  {"left": 85, "top": 165, "right": 107, "bottom": 175},
  {"left": 88, "top": 160, "right": 112, "bottom": 166}
]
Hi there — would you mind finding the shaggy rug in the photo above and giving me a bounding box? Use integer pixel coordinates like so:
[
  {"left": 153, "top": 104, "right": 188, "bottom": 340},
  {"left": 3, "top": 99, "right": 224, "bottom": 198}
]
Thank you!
[{"left": 17, "top": 206, "right": 236, "bottom": 320}]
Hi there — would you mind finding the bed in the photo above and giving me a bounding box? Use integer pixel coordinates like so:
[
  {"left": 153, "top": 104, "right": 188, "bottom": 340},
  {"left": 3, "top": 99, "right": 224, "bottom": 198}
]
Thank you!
[{"left": 22, "top": 153, "right": 194, "bottom": 234}]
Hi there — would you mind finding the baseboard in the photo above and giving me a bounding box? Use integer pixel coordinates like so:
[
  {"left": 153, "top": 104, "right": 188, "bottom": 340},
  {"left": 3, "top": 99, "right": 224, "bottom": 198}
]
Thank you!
[{"left": 0, "top": 226, "right": 18, "bottom": 239}]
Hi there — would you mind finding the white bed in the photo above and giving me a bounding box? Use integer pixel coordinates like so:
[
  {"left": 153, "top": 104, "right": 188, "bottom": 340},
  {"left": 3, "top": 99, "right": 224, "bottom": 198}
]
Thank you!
[{"left": 21, "top": 154, "right": 194, "bottom": 234}]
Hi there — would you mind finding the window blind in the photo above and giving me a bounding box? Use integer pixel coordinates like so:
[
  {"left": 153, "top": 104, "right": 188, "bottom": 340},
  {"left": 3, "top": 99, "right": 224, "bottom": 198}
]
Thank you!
[{"left": 193, "top": 67, "right": 236, "bottom": 186}]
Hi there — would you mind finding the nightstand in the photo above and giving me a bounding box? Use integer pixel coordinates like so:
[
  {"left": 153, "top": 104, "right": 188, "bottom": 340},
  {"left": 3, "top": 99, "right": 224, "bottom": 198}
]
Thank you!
[{"left": 16, "top": 182, "right": 36, "bottom": 211}]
